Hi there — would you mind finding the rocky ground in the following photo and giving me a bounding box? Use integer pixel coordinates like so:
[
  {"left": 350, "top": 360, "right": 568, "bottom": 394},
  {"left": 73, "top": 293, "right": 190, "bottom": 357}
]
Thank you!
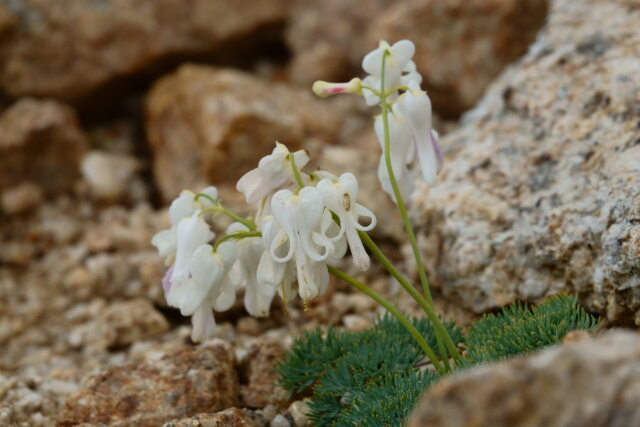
[{"left": 0, "top": 0, "right": 638, "bottom": 426}]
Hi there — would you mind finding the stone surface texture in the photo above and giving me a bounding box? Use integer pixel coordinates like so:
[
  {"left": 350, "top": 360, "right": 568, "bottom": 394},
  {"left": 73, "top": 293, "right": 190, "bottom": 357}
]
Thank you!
[
  {"left": 240, "top": 338, "right": 288, "bottom": 409},
  {"left": 286, "top": 0, "right": 548, "bottom": 116},
  {"left": 57, "top": 343, "right": 239, "bottom": 427},
  {"left": 408, "top": 330, "right": 640, "bottom": 427},
  {"left": 0, "top": 0, "right": 290, "bottom": 101},
  {"left": 162, "top": 408, "right": 265, "bottom": 427},
  {"left": 145, "top": 65, "right": 342, "bottom": 201},
  {"left": 0, "top": 99, "right": 88, "bottom": 195},
  {"left": 411, "top": 0, "right": 640, "bottom": 322}
]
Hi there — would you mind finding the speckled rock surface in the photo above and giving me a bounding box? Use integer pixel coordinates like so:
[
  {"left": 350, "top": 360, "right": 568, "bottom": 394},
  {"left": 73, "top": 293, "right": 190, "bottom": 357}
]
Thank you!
[
  {"left": 57, "top": 343, "right": 239, "bottom": 427},
  {"left": 286, "top": 0, "right": 547, "bottom": 116},
  {"left": 162, "top": 407, "right": 266, "bottom": 427},
  {"left": 411, "top": 0, "right": 640, "bottom": 322},
  {"left": 0, "top": 99, "right": 87, "bottom": 195},
  {"left": 240, "top": 338, "right": 288, "bottom": 409},
  {"left": 0, "top": 0, "right": 290, "bottom": 101},
  {"left": 145, "top": 65, "right": 342, "bottom": 201},
  {"left": 408, "top": 330, "right": 640, "bottom": 427}
]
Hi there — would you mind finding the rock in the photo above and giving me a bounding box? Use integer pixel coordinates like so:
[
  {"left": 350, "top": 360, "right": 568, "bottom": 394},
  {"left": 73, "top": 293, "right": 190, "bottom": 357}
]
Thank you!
[
  {"left": 411, "top": 0, "right": 640, "bottom": 322},
  {"left": 57, "top": 343, "right": 239, "bottom": 426},
  {"left": 69, "top": 299, "right": 169, "bottom": 350},
  {"left": 241, "top": 338, "right": 288, "bottom": 409},
  {"left": 162, "top": 408, "right": 266, "bottom": 427},
  {"left": 0, "top": 0, "right": 290, "bottom": 102},
  {"left": 146, "top": 65, "right": 341, "bottom": 201},
  {"left": 287, "top": 400, "right": 311, "bottom": 427},
  {"left": 408, "top": 330, "right": 640, "bottom": 427},
  {"left": 1, "top": 181, "right": 43, "bottom": 215},
  {"left": 0, "top": 99, "right": 88, "bottom": 195},
  {"left": 286, "top": 0, "right": 548, "bottom": 116},
  {"left": 80, "top": 151, "right": 140, "bottom": 201}
]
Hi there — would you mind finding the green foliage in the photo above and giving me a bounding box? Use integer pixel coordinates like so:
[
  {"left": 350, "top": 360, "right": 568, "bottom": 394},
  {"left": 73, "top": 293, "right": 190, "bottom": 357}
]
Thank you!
[
  {"left": 277, "top": 296, "right": 597, "bottom": 426},
  {"left": 277, "top": 315, "right": 461, "bottom": 426},
  {"left": 466, "top": 295, "right": 599, "bottom": 364}
]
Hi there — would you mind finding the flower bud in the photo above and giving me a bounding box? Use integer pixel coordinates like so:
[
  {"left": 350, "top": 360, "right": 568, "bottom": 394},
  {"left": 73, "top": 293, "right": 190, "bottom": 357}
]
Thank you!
[{"left": 312, "top": 78, "right": 362, "bottom": 98}]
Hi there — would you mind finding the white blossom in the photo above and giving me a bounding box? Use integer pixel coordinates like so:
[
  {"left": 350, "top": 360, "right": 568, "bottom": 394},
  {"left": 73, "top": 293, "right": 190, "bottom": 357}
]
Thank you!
[
  {"left": 394, "top": 80, "right": 443, "bottom": 186},
  {"left": 317, "top": 173, "right": 377, "bottom": 270},
  {"left": 268, "top": 187, "right": 334, "bottom": 301},
  {"left": 236, "top": 142, "right": 310, "bottom": 203},
  {"left": 374, "top": 110, "right": 415, "bottom": 202},
  {"left": 169, "top": 211, "right": 215, "bottom": 291}
]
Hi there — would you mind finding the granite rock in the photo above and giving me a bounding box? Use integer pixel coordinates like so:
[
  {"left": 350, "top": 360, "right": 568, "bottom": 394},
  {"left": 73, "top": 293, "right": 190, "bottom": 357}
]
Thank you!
[
  {"left": 240, "top": 338, "right": 288, "bottom": 409},
  {"left": 411, "top": 0, "right": 640, "bottom": 322},
  {"left": 145, "top": 65, "right": 341, "bottom": 201},
  {"left": 0, "top": 0, "right": 290, "bottom": 101},
  {"left": 408, "top": 330, "right": 640, "bottom": 427},
  {"left": 0, "top": 99, "right": 88, "bottom": 195},
  {"left": 287, "top": 0, "right": 547, "bottom": 116},
  {"left": 57, "top": 343, "right": 239, "bottom": 427},
  {"left": 162, "top": 408, "right": 266, "bottom": 427}
]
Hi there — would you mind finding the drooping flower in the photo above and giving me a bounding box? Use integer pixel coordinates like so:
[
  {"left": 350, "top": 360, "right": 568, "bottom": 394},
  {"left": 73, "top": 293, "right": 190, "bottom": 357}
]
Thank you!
[
  {"left": 169, "top": 211, "right": 215, "bottom": 292},
  {"left": 227, "top": 222, "right": 278, "bottom": 317},
  {"left": 361, "top": 40, "right": 422, "bottom": 106},
  {"left": 317, "top": 173, "right": 377, "bottom": 270},
  {"left": 236, "top": 142, "right": 310, "bottom": 204},
  {"left": 166, "top": 241, "right": 237, "bottom": 343},
  {"left": 268, "top": 187, "right": 334, "bottom": 301},
  {"left": 394, "top": 80, "right": 443, "bottom": 186},
  {"left": 374, "top": 110, "right": 415, "bottom": 202}
]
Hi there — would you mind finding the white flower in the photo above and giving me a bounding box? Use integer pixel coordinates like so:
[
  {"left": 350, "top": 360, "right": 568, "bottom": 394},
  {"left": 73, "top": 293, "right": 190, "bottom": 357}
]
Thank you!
[
  {"left": 151, "top": 186, "right": 218, "bottom": 266},
  {"left": 268, "top": 187, "right": 333, "bottom": 301},
  {"left": 394, "top": 81, "right": 443, "bottom": 186},
  {"left": 317, "top": 173, "right": 377, "bottom": 270},
  {"left": 361, "top": 40, "right": 422, "bottom": 106},
  {"left": 169, "top": 211, "right": 215, "bottom": 292},
  {"left": 374, "top": 110, "right": 414, "bottom": 202},
  {"left": 166, "top": 241, "right": 237, "bottom": 343},
  {"left": 227, "top": 222, "right": 277, "bottom": 317},
  {"left": 236, "top": 142, "right": 310, "bottom": 203}
]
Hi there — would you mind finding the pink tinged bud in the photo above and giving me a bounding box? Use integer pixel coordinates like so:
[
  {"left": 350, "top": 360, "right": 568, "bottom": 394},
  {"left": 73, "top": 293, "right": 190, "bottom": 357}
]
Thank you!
[{"left": 312, "top": 78, "right": 362, "bottom": 98}]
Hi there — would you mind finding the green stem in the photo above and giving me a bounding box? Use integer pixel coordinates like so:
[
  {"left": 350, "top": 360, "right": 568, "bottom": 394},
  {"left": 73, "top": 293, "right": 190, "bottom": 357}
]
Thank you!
[
  {"left": 378, "top": 51, "right": 433, "bottom": 306},
  {"left": 200, "top": 206, "right": 256, "bottom": 231},
  {"left": 288, "top": 154, "right": 306, "bottom": 188},
  {"left": 328, "top": 265, "right": 445, "bottom": 375},
  {"left": 358, "top": 231, "right": 462, "bottom": 365},
  {"left": 213, "top": 231, "right": 262, "bottom": 252}
]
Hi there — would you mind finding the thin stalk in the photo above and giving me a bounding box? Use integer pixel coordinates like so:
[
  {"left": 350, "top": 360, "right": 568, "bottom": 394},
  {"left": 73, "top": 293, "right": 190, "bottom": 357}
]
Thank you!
[
  {"left": 200, "top": 206, "right": 256, "bottom": 231},
  {"left": 213, "top": 231, "right": 261, "bottom": 252},
  {"left": 288, "top": 154, "right": 306, "bottom": 188},
  {"left": 378, "top": 51, "right": 433, "bottom": 306},
  {"left": 358, "top": 231, "right": 462, "bottom": 365},
  {"left": 328, "top": 265, "right": 445, "bottom": 375}
]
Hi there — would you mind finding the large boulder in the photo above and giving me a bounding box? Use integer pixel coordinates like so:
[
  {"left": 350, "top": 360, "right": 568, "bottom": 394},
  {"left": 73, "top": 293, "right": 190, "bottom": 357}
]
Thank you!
[
  {"left": 57, "top": 343, "right": 239, "bottom": 427},
  {"left": 411, "top": 0, "right": 640, "bottom": 322},
  {"left": 286, "top": 0, "right": 548, "bottom": 116},
  {"left": 0, "top": 0, "right": 290, "bottom": 101},
  {"left": 408, "top": 330, "right": 640, "bottom": 427},
  {"left": 145, "top": 65, "right": 342, "bottom": 201},
  {"left": 0, "top": 98, "right": 88, "bottom": 195}
]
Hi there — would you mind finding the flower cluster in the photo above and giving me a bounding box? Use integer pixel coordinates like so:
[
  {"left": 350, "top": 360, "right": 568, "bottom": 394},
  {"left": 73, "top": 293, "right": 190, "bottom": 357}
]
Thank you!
[
  {"left": 313, "top": 40, "right": 443, "bottom": 201},
  {"left": 152, "top": 143, "right": 377, "bottom": 342}
]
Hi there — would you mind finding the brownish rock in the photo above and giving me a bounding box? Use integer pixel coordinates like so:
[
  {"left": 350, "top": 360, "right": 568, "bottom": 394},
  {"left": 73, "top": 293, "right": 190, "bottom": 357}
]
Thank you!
[
  {"left": 0, "top": 0, "right": 290, "bottom": 101},
  {"left": 408, "top": 330, "right": 640, "bottom": 427},
  {"left": 287, "top": 0, "right": 547, "bottom": 116},
  {"left": 146, "top": 65, "right": 341, "bottom": 201},
  {"left": 240, "top": 338, "right": 288, "bottom": 409},
  {"left": 162, "top": 407, "right": 266, "bottom": 427},
  {"left": 0, "top": 181, "right": 43, "bottom": 214},
  {"left": 57, "top": 343, "right": 239, "bottom": 427},
  {"left": 410, "top": 0, "right": 640, "bottom": 322},
  {"left": 0, "top": 98, "right": 88, "bottom": 195}
]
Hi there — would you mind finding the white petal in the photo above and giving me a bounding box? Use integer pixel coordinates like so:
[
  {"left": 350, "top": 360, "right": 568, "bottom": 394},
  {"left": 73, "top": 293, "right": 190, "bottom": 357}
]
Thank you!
[
  {"left": 237, "top": 169, "right": 273, "bottom": 204},
  {"left": 362, "top": 41, "right": 388, "bottom": 75},
  {"left": 296, "top": 187, "right": 329, "bottom": 262},
  {"left": 390, "top": 40, "right": 415, "bottom": 69},
  {"left": 177, "top": 244, "right": 223, "bottom": 316},
  {"left": 190, "top": 304, "right": 216, "bottom": 343},
  {"left": 169, "top": 191, "right": 197, "bottom": 225},
  {"left": 345, "top": 220, "right": 370, "bottom": 271},
  {"left": 213, "top": 276, "right": 236, "bottom": 312},
  {"left": 151, "top": 228, "right": 176, "bottom": 258},
  {"left": 197, "top": 186, "right": 218, "bottom": 209},
  {"left": 270, "top": 190, "right": 296, "bottom": 262},
  {"left": 170, "top": 213, "right": 215, "bottom": 287}
]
